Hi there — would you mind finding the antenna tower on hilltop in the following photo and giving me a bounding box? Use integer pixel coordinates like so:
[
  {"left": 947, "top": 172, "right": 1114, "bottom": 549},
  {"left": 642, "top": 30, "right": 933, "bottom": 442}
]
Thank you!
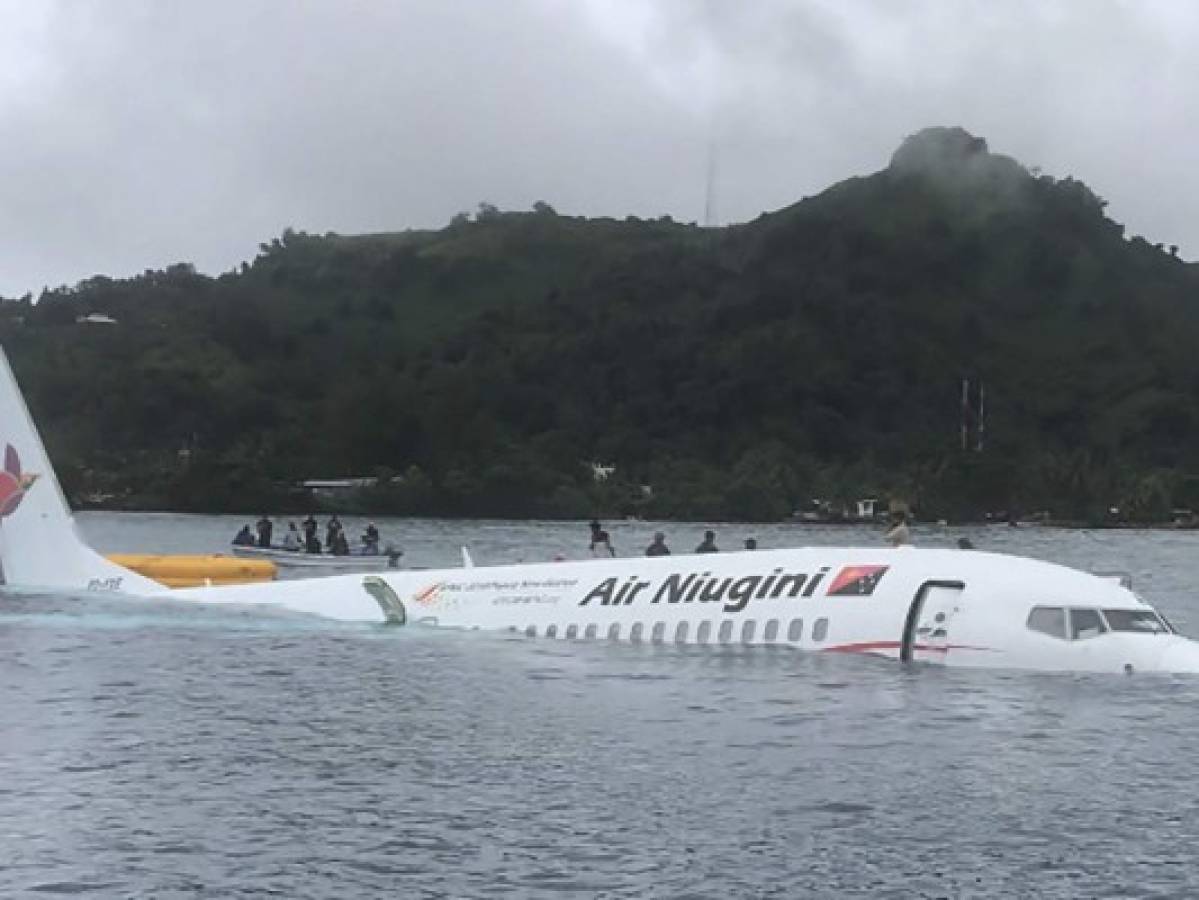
[{"left": 703, "top": 140, "right": 718, "bottom": 228}]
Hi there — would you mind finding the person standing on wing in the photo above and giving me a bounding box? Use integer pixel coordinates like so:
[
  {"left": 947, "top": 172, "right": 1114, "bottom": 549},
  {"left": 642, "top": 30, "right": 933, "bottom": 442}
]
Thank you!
[
  {"left": 589, "top": 520, "right": 616, "bottom": 557},
  {"left": 884, "top": 511, "right": 912, "bottom": 547},
  {"left": 645, "top": 532, "right": 671, "bottom": 556}
]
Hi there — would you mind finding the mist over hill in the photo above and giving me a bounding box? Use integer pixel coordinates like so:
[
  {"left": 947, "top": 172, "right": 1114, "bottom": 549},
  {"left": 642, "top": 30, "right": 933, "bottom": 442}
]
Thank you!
[{"left": 4, "top": 127, "right": 1198, "bottom": 523}]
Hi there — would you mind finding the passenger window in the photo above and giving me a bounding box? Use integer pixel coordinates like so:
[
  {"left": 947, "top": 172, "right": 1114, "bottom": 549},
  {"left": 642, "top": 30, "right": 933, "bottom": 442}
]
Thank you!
[
  {"left": 764, "top": 619, "right": 779, "bottom": 642},
  {"left": 787, "top": 618, "right": 803, "bottom": 642},
  {"left": 546, "top": 624, "right": 558, "bottom": 638},
  {"left": 1027, "top": 606, "right": 1067, "bottom": 639},
  {"left": 584, "top": 623, "right": 598, "bottom": 640},
  {"left": 718, "top": 620, "right": 734, "bottom": 644},
  {"left": 741, "top": 620, "right": 756, "bottom": 644},
  {"left": 565, "top": 624, "right": 578, "bottom": 639},
  {"left": 630, "top": 622, "right": 644, "bottom": 642},
  {"left": 607, "top": 623, "right": 620, "bottom": 641},
  {"left": 674, "top": 621, "right": 689, "bottom": 644},
  {"left": 525, "top": 625, "right": 536, "bottom": 638},
  {"left": 696, "top": 621, "right": 712, "bottom": 644},
  {"left": 651, "top": 622, "right": 666, "bottom": 644},
  {"left": 812, "top": 618, "right": 829, "bottom": 642},
  {"left": 1069, "top": 608, "right": 1107, "bottom": 640}
]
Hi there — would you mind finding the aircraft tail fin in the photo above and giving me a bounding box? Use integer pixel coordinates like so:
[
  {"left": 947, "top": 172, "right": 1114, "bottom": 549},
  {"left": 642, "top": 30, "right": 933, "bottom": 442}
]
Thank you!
[{"left": 0, "top": 348, "right": 162, "bottom": 595}]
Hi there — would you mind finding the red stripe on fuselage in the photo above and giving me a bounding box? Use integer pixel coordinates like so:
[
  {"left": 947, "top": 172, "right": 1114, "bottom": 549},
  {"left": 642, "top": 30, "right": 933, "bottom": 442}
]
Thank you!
[
  {"left": 825, "top": 640, "right": 903, "bottom": 654},
  {"left": 824, "top": 641, "right": 995, "bottom": 655}
]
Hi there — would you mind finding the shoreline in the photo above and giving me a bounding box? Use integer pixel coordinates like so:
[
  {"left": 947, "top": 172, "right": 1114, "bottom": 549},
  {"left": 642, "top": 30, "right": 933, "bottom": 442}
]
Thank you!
[{"left": 73, "top": 508, "right": 1199, "bottom": 532}]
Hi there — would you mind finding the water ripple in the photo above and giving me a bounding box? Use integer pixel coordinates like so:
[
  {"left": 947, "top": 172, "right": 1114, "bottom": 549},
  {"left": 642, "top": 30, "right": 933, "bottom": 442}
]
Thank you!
[{"left": 6, "top": 518, "right": 1199, "bottom": 895}]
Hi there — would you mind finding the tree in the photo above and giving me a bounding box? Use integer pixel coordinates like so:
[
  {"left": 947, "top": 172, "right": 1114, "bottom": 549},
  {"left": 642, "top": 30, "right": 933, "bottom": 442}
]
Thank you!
[{"left": 12, "top": 124, "right": 1199, "bottom": 523}]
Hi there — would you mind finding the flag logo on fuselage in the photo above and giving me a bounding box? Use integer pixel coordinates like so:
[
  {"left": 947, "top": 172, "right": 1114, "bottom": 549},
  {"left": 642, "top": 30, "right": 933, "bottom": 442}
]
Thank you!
[
  {"left": 413, "top": 583, "right": 443, "bottom": 606},
  {"left": 827, "top": 565, "right": 889, "bottom": 596}
]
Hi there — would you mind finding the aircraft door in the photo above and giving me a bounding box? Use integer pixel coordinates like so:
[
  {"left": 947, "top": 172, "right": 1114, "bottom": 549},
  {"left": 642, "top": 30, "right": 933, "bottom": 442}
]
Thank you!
[
  {"left": 363, "top": 576, "right": 406, "bottom": 624},
  {"left": 901, "top": 580, "right": 964, "bottom": 663}
]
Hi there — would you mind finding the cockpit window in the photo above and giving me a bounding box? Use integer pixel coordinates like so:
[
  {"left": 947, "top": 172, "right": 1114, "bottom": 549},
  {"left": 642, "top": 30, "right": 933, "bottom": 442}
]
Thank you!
[
  {"left": 1027, "top": 606, "right": 1067, "bottom": 639},
  {"left": 1068, "top": 608, "right": 1107, "bottom": 640},
  {"left": 1102, "top": 609, "right": 1171, "bottom": 634}
]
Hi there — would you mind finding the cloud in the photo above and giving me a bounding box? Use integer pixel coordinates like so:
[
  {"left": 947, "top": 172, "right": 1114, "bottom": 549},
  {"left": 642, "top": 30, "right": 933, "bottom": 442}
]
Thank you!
[
  {"left": 581, "top": 0, "right": 1199, "bottom": 249},
  {"left": 1, "top": 0, "right": 1197, "bottom": 295},
  {"left": 0, "top": 0, "right": 705, "bottom": 295}
]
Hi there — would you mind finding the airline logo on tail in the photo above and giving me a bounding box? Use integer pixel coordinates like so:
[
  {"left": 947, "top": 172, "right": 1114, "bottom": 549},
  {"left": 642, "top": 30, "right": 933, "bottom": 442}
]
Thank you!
[{"left": 0, "top": 444, "right": 37, "bottom": 517}]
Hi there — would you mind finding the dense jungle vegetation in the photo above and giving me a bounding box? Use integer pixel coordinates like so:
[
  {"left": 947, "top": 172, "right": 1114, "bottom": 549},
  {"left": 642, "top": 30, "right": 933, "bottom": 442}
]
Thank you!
[{"left": 4, "top": 127, "right": 1199, "bottom": 523}]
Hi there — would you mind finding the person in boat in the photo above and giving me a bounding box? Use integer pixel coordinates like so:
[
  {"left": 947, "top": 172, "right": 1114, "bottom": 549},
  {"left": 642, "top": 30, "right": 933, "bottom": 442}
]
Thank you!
[
  {"left": 256, "top": 515, "right": 274, "bottom": 548},
  {"left": 884, "top": 511, "right": 912, "bottom": 547},
  {"left": 645, "top": 532, "right": 670, "bottom": 556},
  {"left": 362, "top": 522, "right": 380, "bottom": 555},
  {"left": 302, "top": 514, "right": 318, "bottom": 544},
  {"left": 233, "top": 525, "right": 255, "bottom": 547},
  {"left": 325, "top": 515, "right": 342, "bottom": 551},
  {"left": 331, "top": 529, "right": 351, "bottom": 556},
  {"left": 589, "top": 520, "right": 615, "bottom": 557},
  {"left": 304, "top": 530, "right": 322, "bottom": 554},
  {"left": 282, "top": 521, "right": 301, "bottom": 551},
  {"left": 696, "top": 530, "right": 719, "bottom": 553},
  {"left": 743, "top": 537, "right": 758, "bottom": 550}
]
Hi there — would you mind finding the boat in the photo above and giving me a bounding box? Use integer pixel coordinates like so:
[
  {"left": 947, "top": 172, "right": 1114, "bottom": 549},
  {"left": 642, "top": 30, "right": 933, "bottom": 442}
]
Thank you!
[
  {"left": 230, "top": 544, "right": 399, "bottom": 571},
  {"left": 3, "top": 346, "right": 1199, "bottom": 674}
]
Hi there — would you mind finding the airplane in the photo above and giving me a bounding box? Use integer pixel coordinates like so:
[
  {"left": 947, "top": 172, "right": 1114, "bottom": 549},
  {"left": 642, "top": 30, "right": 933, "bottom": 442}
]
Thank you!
[{"left": 1, "top": 347, "right": 1197, "bottom": 674}]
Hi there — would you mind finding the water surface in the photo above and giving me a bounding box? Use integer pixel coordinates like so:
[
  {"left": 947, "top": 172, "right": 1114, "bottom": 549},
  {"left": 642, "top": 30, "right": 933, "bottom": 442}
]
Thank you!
[{"left": 3, "top": 515, "right": 1199, "bottom": 897}]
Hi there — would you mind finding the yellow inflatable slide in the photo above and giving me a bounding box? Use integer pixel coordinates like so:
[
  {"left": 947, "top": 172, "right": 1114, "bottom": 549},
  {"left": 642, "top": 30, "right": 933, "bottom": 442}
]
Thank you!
[{"left": 106, "top": 554, "right": 277, "bottom": 589}]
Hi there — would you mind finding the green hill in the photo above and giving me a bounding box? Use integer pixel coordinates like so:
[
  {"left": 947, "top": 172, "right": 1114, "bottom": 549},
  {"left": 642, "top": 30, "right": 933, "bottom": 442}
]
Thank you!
[{"left": 5, "top": 127, "right": 1199, "bottom": 522}]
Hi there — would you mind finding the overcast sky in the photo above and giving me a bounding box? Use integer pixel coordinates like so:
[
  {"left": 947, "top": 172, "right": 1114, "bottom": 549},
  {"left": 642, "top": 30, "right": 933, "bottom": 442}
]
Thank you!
[{"left": 1, "top": 0, "right": 1197, "bottom": 296}]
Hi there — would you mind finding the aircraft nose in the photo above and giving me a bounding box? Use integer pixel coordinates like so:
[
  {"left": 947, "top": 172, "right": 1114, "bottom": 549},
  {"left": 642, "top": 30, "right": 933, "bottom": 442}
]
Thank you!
[{"left": 1154, "top": 639, "right": 1199, "bottom": 674}]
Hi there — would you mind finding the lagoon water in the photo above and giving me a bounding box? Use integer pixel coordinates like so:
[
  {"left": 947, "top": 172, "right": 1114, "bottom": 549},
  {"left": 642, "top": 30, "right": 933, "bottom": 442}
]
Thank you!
[{"left": 4, "top": 514, "right": 1199, "bottom": 897}]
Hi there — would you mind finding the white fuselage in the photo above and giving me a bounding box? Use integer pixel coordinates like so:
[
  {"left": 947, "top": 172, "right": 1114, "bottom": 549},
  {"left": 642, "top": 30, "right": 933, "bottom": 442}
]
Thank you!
[
  {"left": 171, "top": 546, "right": 1199, "bottom": 675},
  {"left": 4, "top": 343, "right": 1193, "bottom": 676}
]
